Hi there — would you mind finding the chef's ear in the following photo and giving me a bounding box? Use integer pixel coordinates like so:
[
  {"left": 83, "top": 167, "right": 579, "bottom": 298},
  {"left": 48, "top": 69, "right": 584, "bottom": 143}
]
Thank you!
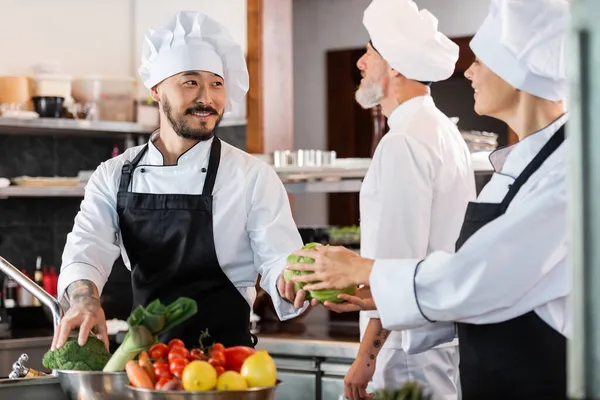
[{"left": 150, "top": 85, "right": 161, "bottom": 103}]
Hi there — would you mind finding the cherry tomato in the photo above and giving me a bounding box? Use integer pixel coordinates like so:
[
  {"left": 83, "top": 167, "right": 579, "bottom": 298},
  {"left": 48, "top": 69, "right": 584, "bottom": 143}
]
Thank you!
[
  {"left": 208, "top": 351, "right": 226, "bottom": 367},
  {"left": 155, "top": 376, "right": 172, "bottom": 390},
  {"left": 215, "top": 366, "right": 225, "bottom": 377},
  {"left": 169, "top": 358, "right": 189, "bottom": 379},
  {"left": 168, "top": 347, "right": 190, "bottom": 364},
  {"left": 168, "top": 339, "right": 185, "bottom": 351},
  {"left": 188, "top": 348, "right": 204, "bottom": 361},
  {"left": 153, "top": 360, "right": 171, "bottom": 379},
  {"left": 149, "top": 343, "right": 169, "bottom": 360},
  {"left": 209, "top": 343, "right": 225, "bottom": 356}
]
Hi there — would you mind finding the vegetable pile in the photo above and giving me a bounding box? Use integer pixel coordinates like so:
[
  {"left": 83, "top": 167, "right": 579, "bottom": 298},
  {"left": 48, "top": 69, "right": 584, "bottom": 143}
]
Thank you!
[
  {"left": 126, "top": 338, "right": 277, "bottom": 392},
  {"left": 103, "top": 297, "right": 197, "bottom": 372},
  {"left": 374, "top": 381, "right": 432, "bottom": 400},
  {"left": 42, "top": 336, "right": 111, "bottom": 371},
  {"left": 284, "top": 242, "right": 357, "bottom": 303},
  {"left": 42, "top": 297, "right": 197, "bottom": 372}
]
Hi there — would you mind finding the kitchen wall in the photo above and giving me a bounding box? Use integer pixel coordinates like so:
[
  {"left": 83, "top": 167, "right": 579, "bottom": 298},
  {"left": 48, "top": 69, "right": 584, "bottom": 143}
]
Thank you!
[
  {"left": 291, "top": 0, "right": 491, "bottom": 225},
  {"left": 0, "top": 0, "right": 247, "bottom": 116}
]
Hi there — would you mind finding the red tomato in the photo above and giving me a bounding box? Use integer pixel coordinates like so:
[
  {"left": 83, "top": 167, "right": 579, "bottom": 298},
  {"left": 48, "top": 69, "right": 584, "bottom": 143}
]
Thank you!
[
  {"left": 223, "top": 346, "right": 257, "bottom": 373},
  {"left": 168, "top": 339, "right": 186, "bottom": 351},
  {"left": 153, "top": 360, "right": 171, "bottom": 379},
  {"left": 215, "top": 366, "right": 225, "bottom": 376},
  {"left": 188, "top": 348, "right": 204, "bottom": 361},
  {"left": 209, "top": 343, "right": 225, "bottom": 356},
  {"left": 208, "top": 351, "right": 226, "bottom": 367},
  {"left": 169, "top": 358, "right": 189, "bottom": 379},
  {"left": 208, "top": 351, "right": 225, "bottom": 365},
  {"left": 155, "top": 376, "right": 172, "bottom": 390},
  {"left": 168, "top": 347, "right": 190, "bottom": 364},
  {"left": 149, "top": 343, "right": 169, "bottom": 360}
]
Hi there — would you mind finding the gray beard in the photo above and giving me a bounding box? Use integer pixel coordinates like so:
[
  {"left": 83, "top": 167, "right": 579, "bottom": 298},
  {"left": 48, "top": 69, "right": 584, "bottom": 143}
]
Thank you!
[
  {"left": 355, "top": 80, "right": 384, "bottom": 109},
  {"left": 162, "top": 98, "right": 222, "bottom": 141}
]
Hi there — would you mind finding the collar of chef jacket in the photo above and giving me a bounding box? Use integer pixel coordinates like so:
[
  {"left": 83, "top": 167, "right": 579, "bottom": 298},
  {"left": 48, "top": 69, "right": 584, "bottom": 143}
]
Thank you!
[
  {"left": 144, "top": 132, "right": 213, "bottom": 167},
  {"left": 386, "top": 95, "right": 434, "bottom": 133},
  {"left": 489, "top": 113, "right": 568, "bottom": 178}
]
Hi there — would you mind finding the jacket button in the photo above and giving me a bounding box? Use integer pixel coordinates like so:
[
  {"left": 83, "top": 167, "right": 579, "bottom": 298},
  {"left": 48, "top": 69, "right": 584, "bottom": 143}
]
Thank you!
[
  {"left": 201, "top": 168, "right": 207, "bottom": 173},
  {"left": 140, "top": 168, "right": 146, "bottom": 173}
]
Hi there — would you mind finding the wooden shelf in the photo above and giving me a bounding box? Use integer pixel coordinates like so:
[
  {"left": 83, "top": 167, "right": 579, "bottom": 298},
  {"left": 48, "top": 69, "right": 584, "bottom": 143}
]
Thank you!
[{"left": 0, "top": 117, "right": 246, "bottom": 138}]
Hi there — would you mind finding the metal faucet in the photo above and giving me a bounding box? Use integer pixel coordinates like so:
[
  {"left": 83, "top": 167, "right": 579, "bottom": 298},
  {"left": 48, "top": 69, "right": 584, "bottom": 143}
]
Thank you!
[{"left": 0, "top": 256, "right": 63, "bottom": 328}]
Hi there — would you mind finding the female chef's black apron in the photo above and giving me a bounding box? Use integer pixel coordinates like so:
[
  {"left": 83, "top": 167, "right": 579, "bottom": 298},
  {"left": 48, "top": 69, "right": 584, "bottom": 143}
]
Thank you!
[
  {"left": 454, "top": 125, "right": 566, "bottom": 399},
  {"left": 116, "top": 137, "right": 255, "bottom": 349}
]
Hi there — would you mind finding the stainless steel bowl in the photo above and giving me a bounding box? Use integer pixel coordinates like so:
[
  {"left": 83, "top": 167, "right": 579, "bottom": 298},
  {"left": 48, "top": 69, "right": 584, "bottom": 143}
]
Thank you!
[
  {"left": 127, "top": 383, "right": 279, "bottom": 400},
  {"left": 56, "top": 370, "right": 130, "bottom": 400}
]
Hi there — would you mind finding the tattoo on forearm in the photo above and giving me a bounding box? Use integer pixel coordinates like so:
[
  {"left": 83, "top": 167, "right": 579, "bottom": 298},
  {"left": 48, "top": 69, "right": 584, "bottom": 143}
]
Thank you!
[
  {"left": 372, "top": 327, "right": 390, "bottom": 350},
  {"left": 67, "top": 280, "right": 99, "bottom": 303}
]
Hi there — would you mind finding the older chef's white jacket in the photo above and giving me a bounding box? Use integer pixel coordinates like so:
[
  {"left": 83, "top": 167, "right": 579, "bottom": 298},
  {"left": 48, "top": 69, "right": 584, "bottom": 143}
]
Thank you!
[
  {"left": 58, "top": 136, "right": 305, "bottom": 321},
  {"left": 360, "top": 95, "right": 476, "bottom": 349},
  {"left": 371, "top": 114, "right": 570, "bottom": 345}
]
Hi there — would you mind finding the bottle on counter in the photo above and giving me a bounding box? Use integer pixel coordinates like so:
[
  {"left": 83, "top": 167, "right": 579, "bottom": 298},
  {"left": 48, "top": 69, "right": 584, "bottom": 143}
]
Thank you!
[
  {"left": 3, "top": 276, "right": 18, "bottom": 308},
  {"left": 111, "top": 144, "right": 120, "bottom": 158},
  {"left": 49, "top": 267, "right": 59, "bottom": 297},
  {"left": 33, "top": 256, "right": 43, "bottom": 306},
  {"left": 17, "top": 269, "right": 34, "bottom": 307}
]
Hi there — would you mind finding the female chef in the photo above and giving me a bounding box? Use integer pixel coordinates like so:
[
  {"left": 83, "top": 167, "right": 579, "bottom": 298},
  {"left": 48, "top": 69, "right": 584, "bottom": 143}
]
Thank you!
[{"left": 289, "top": 0, "right": 571, "bottom": 398}]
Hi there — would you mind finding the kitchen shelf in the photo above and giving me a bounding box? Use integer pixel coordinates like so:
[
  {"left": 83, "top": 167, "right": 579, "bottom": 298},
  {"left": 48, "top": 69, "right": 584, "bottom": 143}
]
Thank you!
[
  {"left": 0, "top": 116, "right": 246, "bottom": 138},
  {"left": 0, "top": 186, "right": 85, "bottom": 198},
  {"left": 283, "top": 179, "right": 362, "bottom": 193},
  {"left": 0, "top": 178, "right": 364, "bottom": 199}
]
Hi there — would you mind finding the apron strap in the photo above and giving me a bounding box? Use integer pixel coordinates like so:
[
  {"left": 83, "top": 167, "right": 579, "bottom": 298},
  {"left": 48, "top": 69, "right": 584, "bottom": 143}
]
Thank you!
[
  {"left": 500, "top": 125, "right": 565, "bottom": 208},
  {"left": 202, "top": 137, "right": 222, "bottom": 196},
  {"left": 118, "top": 145, "right": 149, "bottom": 193}
]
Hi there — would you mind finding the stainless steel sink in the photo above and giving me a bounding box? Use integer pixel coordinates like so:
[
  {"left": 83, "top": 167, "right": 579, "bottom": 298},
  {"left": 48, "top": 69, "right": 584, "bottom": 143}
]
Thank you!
[{"left": 0, "top": 376, "right": 67, "bottom": 400}]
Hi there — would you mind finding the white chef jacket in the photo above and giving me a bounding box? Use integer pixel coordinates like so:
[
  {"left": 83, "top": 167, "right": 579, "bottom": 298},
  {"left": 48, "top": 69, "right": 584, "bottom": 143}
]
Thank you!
[
  {"left": 359, "top": 95, "right": 476, "bottom": 350},
  {"left": 371, "top": 114, "right": 571, "bottom": 346},
  {"left": 58, "top": 135, "right": 306, "bottom": 321}
]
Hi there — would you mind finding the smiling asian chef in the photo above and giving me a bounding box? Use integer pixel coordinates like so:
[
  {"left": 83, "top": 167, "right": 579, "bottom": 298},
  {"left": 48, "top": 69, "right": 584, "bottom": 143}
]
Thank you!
[
  {"left": 289, "top": 0, "right": 571, "bottom": 398},
  {"left": 51, "top": 10, "right": 306, "bottom": 352}
]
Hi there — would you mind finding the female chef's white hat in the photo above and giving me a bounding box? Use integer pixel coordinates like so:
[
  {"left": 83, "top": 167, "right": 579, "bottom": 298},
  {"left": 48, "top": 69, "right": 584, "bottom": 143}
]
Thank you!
[
  {"left": 362, "top": 0, "right": 459, "bottom": 82},
  {"left": 138, "top": 11, "right": 249, "bottom": 113},
  {"left": 470, "top": 0, "right": 569, "bottom": 101}
]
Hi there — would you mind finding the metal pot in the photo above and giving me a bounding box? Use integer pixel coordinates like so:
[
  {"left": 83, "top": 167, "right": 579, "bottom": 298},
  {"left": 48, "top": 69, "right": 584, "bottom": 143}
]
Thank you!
[
  {"left": 56, "top": 370, "right": 130, "bottom": 400},
  {"left": 127, "top": 383, "right": 279, "bottom": 400}
]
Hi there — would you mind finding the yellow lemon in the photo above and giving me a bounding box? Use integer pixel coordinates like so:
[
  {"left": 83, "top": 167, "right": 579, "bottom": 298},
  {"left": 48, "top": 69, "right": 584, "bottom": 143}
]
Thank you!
[
  {"left": 216, "top": 371, "right": 249, "bottom": 391},
  {"left": 182, "top": 360, "right": 217, "bottom": 391},
  {"left": 240, "top": 350, "right": 277, "bottom": 387}
]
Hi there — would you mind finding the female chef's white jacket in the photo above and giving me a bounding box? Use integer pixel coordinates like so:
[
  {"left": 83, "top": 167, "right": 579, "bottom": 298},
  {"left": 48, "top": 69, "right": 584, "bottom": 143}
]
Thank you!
[{"left": 372, "top": 114, "right": 571, "bottom": 350}]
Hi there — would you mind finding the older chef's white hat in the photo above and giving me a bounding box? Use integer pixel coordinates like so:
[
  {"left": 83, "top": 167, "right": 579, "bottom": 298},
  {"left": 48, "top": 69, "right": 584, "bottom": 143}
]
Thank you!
[
  {"left": 470, "top": 0, "right": 569, "bottom": 101},
  {"left": 362, "top": 0, "right": 459, "bottom": 82},
  {"left": 138, "top": 11, "right": 249, "bottom": 113}
]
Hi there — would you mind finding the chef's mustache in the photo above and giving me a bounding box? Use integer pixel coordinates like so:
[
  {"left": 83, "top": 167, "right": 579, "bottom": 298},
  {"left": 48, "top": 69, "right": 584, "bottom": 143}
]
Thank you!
[{"left": 185, "top": 105, "right": 219, "bottom": 115}]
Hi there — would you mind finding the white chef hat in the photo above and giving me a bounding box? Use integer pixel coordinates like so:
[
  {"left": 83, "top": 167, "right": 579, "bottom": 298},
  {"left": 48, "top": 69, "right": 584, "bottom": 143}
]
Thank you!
[
  {"left": 138, "top": 11, "right": 249, "bottom": 113},
  {"left": 362, "top": 0, "right": 459, "bottom": 82},
  {"left": 470, "top": 0, "right": 569, "bottom": 101}
]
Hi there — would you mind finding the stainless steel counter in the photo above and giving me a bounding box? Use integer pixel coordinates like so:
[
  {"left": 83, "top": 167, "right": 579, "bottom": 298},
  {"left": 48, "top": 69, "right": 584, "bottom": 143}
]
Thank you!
[{"left": 257, "top": 336, "right": 358, "bottom": 359}]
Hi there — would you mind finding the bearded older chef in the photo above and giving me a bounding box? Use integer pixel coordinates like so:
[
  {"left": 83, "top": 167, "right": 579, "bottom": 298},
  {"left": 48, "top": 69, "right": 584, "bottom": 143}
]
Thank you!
[
  {"left": 290, "top": 0, "right": 570, "bottom": 398},
  {"left": 323, "top": 0, "right": 475, "bottom": 399},
  {"left": 51, "top": 10, "right": 307, "bottom": 352}
]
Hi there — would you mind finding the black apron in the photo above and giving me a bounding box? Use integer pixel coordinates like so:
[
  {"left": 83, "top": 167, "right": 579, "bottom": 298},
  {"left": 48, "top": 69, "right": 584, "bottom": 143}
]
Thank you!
[
  {"left": 455, "top": 125, "right": 567, "bottom": 399},
  {"left": 116, "top": 137, "right": 255, "bottom": 349}
]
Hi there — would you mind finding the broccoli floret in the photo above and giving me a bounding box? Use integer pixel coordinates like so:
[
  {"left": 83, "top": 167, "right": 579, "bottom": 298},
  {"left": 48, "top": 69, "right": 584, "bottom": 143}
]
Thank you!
[{"left": 42, "top": 336, "right": 112, "bottom": 371}]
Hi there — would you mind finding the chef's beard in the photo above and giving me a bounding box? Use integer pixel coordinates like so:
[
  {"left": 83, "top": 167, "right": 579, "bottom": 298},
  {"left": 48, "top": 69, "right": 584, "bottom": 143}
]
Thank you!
[
  {"left": 355, "top": 80, "right": 384, "bottom": 109},
  {"left": 162, "top": 97, "right": 222, "bottom": 141}
]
